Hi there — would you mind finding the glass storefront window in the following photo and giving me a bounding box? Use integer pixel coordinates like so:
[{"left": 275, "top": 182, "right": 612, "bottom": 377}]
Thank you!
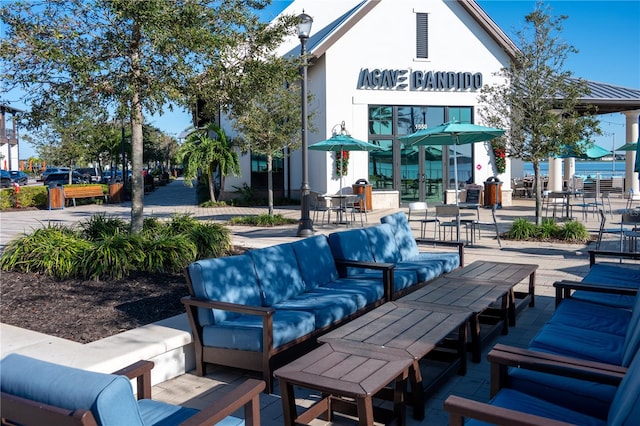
[{"left": 369, "top": 106, "right": 393, "bottom": 135}]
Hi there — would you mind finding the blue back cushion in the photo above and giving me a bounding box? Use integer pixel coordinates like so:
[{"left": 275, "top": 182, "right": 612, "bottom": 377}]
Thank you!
[
  {"left": 609, "top": 350, "right": 640, "bottom": 425},
  {"left": 622, "top": 293, "right": 640, "bottom": 367},
  {"left": 380, "top": 212, "right": 419, "bottom": 260},
  {"left": 327, "top": 229, "right": 374, "bottom": 275},
  {"left": 0, "top": 354, "right": 144, "bottom": 426},
  {"left": 249, "top": 244, "right": 306, "bottom": 306},
  {"left": 364, "top": 224, "right": 401, "bottom": 263},
  {"left": 291, "top": 235, "right": 339, "bottom": 289},
  {"left": 187, "top": 255, "right": 262, "bottom": 325}
]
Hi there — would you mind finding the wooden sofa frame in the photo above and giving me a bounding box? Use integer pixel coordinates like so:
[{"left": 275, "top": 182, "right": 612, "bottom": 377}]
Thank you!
[
  {"left": 63, "top": 185, "right": 107, "bottom": 207},
  {"left": 0, "top": 360, "right": 265, "bottom": 426},
  {"left": 182, "top": 258, "right": 393, "bottom": 394}
]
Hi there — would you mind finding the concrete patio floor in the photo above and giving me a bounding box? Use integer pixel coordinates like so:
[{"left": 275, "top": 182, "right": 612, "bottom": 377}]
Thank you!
[{"left": 1, "top": 178, "right": 637, "bottom": 425}]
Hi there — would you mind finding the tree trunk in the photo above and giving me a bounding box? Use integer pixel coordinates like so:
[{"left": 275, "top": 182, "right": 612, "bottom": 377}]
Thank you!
[
  {"left": 267, "top": 153, "right": 274, "bottom": 216},
  {"left": 129, "top": 22, "right": 144, "bottom": 234},
  {"left": 207, "top": 163, "right": 217, "bottom": 203},
  {"left": 533, "top": 161, "right": 543, "bottom": 225}
]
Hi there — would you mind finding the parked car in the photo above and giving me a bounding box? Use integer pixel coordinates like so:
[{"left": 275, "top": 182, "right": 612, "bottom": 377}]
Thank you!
[
  {"left": 0, "top": 170, "right": 12, "bottom": 188},
  {"left": 39, "top": 167, "right": 70, "bottom": 181},
  {"left": 101, "top": 169, "right": 130, "bottom": 183},
  {"left": 75, "top": 167, "right": 101, "bottom": 183},
  {"left": 43, "top": 171, "right": 83, "bottom": 186},
  {"left": 9, "top": 170, "right": 29, "bottom": 186}
]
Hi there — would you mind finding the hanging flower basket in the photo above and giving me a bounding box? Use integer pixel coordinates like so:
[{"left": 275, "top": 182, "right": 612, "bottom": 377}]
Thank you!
[
  {"left": 335, "top": 150, "right": 349, "bottom": 177},
  {"left": 491, "top": 140, "right": 506, "bottom": 174}
]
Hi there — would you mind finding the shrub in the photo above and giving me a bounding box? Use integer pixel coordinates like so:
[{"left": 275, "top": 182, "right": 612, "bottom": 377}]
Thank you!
[
  {"left": 81, "top": 233, "right": 146, "bottom": 280},
  {"left": 164, "top": 213, "right": 200, "bottom": 235},
  {"left": 0, "top": 186, "right": 48, "bottom": 209},
  {"left": 141, "top": 234, "right": 197, "bottom": 274},
  {"left": 189, "top": 222, "right": 231, "bottom": 259},
  {"left": 77, "top": 213, "right": 128, "bottom": 241},
  {"left": 536, "top": 218, "right": 560, "bottom": 239},
  {"left": 0, "top": 225, "right": 91, "bottom": 279},
  {"left": 507, "top": 218, "right": 536, "bottom": 240},
  {"left": 229, "top": 214, "right": 297, "bottom": 226},
  {"left": 558, "top": 220, "right": 590, "bottom": 243}
]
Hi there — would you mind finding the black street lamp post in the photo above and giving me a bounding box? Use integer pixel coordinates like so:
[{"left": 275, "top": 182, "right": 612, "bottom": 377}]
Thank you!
[{"left": 297, "top": 12, "right": 314, "bottom": 237}]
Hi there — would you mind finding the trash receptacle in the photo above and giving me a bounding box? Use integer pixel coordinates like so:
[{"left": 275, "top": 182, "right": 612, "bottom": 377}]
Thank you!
[
  {"left": 47, "top": 184, "right": 64, "bottom": 210},
  {"left": 352, "top": 179, "right": 373, "bottom": 211},
  {"left": 109, "top": 182, "right": 123, "bottom": 203},
  {"left": 484, "top": 177, "right": 503, "bottom": 208}
]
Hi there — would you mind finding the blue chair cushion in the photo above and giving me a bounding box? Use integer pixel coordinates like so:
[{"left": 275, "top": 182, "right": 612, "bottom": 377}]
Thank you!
[
  {"left": 396, "top": 260, "right": 444, "bottom": 283},
  {"left": 608, "top": 346, "right": 640, "bottom": 425},
  {"left": 348, "top": 269, "right": 419, "bottom": 292},
  {"left": 549, "top": 299, "right": 631, "bottom": 336},
  {"left": 187, "top": 255, "right": 262, "bottom": 325},
  {"left": 529, "top": 323, "right": 625, "bottom": 366},
  {"left": 380, "top": 211, "right": 420, "bottom": 259},
  {"left": 0, "top": 354, "right": 144, "bottom": 426},
  {"left": 467, "top": 388, "right": 605, "bottom": 426},
  {"left": 138, "top": 399, "right": 200, "bottom": 426},
  {"left": 328, "top": 228, "right": 375, "bottom": 275},
  {"left": 273, "top": 290, "right": 360, "bottom": 329},
  {"left": 407, "top": 252, "right": 460, "bottom": 273},
  {"left": 508, "top": 367, "right": 616, "bottom": 420},
  {"left": 318, "top": 277, "right": 385, "bottom": 307},
  {"left": 291, "top": 235, "right": 339, "bottom": 290},
  {"left": 583, "top": 263, "right": 640, "bottom": 288},
  {"left": 571, "top": 291, "right": 635, "bottom": 309},
  {"left": 202, "top": 310, "right": 315, "bottom": 351},
  {"left": 364, "top": 224, "right": 402, "bottom": 263},
  {"left": 249, "top": 244, "right": 306, "bottom": 306}
]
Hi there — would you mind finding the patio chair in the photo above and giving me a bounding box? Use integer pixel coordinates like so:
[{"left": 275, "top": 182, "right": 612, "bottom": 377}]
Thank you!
[
  {"left": 434, "top": 205, "right": 461, "bottom": 241},
  {"left": 571, "top": 191, "right": 600, "bottom": 221},
  {"left": 470, "top": 204, "right": 502, "bottom": 247},
  {"left": 408, "top": 201, "right": 437, "bottom": 238},
  {"left": 544, "top": 191, "right": 569, "bottom": 218},
  {"left": 0, "top": 354, "right": 265, "bottom": 426},
  {"left": 596, "top": 209, "right": 625, "bottom": 249}
]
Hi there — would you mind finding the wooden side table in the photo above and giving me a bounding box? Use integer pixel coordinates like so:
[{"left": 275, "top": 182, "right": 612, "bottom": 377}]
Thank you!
[{"left": 274, "top": 342, "right": 412, "bottom": 426}]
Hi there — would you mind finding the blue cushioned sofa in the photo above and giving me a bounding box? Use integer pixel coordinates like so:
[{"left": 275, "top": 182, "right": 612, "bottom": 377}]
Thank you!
[
  {"left": 327, "top": 212, "right": 463, "bottom": 299},
  {"left": 0, "top": 354, "right": 264, "bottom": 426},
  {"left": 182, "top": 235, "right": 389, "bottom": 393}
]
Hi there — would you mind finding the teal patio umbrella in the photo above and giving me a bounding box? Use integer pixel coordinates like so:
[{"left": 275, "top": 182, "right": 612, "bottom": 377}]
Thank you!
[
  {"left": 557, "top": 141, "right": 611, "bottom": 159},
  {"left": 309, "top": 128, "right": 383, "bottom": 205},
  {"left": 399, "top": 121, "right": 505, "bottom": 204}
]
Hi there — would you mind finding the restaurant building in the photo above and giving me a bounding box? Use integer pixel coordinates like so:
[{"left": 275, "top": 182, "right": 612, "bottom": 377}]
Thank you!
[{"left": 220, "top": 0, "right": 640, "bottom": 208}]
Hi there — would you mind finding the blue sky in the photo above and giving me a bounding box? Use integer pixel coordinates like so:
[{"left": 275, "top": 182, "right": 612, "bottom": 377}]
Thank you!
[{"left": 11, "top": 0, "right": 640, "bottom": 158}]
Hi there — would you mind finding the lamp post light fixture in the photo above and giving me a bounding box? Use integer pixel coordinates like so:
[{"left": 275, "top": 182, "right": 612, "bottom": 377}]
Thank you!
[{"left": 297, "top": 12, "right": 314, "bottom": 237}]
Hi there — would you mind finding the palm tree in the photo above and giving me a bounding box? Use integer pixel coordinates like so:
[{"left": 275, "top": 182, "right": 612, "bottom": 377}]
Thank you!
[{"left": 176, "top": 123, "right": 240, "bottom": 203}]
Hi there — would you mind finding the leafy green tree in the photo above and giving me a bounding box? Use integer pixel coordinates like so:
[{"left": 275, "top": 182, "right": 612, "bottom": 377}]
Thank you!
[
  {"left": 478, "top": 1, "right": 599, "bottom": 224},
  {"left": 231, "top": 56, "right": 309, "bottom": 215},
  {"left": 1, "top": 0, "right": 293, "bottom": 232},
  {"left": 176, "top": 123, "right": 240, "bottom": 203}
]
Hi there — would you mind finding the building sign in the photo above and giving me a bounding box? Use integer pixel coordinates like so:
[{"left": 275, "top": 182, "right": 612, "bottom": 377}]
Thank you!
[{"left": 356, "top": 68, "right": 483, "bottom": 91}]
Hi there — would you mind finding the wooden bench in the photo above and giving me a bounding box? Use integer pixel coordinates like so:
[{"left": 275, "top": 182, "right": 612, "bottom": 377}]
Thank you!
[{"left": 64, "top": 185, "right": 108, "bottom": 207}]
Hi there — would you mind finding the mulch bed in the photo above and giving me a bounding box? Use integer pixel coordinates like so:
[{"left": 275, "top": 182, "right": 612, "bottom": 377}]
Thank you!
[{"left": 1, "top": 270, "right": 189, "bottom": 344}]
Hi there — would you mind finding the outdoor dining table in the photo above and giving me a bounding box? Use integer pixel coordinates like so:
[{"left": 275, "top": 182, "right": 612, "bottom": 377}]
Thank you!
[{"left": 323, "top": 193, "right": 359, "bottom": 225}]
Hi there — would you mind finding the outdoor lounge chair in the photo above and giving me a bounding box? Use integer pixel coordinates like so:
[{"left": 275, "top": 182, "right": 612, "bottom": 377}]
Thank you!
[
  {"left": 0, "top": 354, "right": 265, "bottom": 426},
  {"left": 444, "top": 343, "right": 639, "bottom": 425}
]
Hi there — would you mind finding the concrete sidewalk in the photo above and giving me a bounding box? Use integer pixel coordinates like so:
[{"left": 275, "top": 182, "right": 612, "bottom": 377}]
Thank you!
[{"left": 0, "top": 178, "right": 635, "bottom": 425}]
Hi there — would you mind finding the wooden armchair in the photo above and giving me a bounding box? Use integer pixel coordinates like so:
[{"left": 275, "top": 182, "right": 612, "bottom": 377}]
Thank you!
[
  {"left": 1, "top": 354, "right": 265, "bottom": 426},
  {"left": 444, "top": 344, "right": 636, "bottom": 426}
]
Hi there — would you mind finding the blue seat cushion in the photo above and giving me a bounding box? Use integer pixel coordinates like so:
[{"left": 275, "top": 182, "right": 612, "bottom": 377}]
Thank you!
[
  {"left": 466, "top": 389, "right": 605, "bottom": 426},
  {"left": 572, "top": 291, "right": 635, "bottom": 309},
  {"left": 0, "top": 354, "right": 144, "bottom": 426},
  {"left": 396, "top": 260, "right": 444, "bottom": 282},
  {"left": 328, "top": 228, "right": 375, "bottom": 275},
  {"left": 583, "top": 263, "right": 640, "bottom": 288},
  {"left": 202, "top": 310, "right": 315, "bottom": 351},
  {"left": 529, "top": 323, "right": 625, "bottom": 366},
  {"left": 380, "top": 211, "right": 420, "bottom": 259},
  {"left": 187, "top": 255, "right": 262, "bottom": 325},
  {"left": 549, "top": 299, "right": 631, "bottom": 336},
  {"left": 348, "top": 269, "right": 419, "bottom": 292},
  {"left": 508, "top": 367, "right": 616, "bottom": 420},
  {"left": 249, "top": 244, "right": 306, "bottom": 306},
  {"left": 291, "top": 235, "right": 339, "bottom": 290},
  {"left": 364, "top": 224, "right": 402, "bottom": 263},
  {"left": 319, "top": 277, "right": 385, "bottom": 307},
  {"left": 273, "top": 290, "right": 360, "bottom": 329},
  {"left": 138, "top": 399, "right": 200, "bottom": 426},
  {"left": 407, "top": 252, "right": 460, "bottom": 273}
]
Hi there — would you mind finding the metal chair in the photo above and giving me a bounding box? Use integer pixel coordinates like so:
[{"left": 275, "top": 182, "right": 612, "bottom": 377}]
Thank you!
[
  {"left": 621, "top": 212, "right": 640, "bottom": 252},
  {"left": 408, "top": 201, "right": 437, "bottom": 238},
  {"left": 434, "top": 205, "right": 461, "bottom": 241},
  {"left": 596, "top": 209, "right": 625, "bottom": 250}
]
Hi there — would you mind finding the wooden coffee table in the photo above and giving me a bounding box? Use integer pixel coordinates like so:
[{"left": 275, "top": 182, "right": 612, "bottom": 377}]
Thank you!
[
  {"left": 275, "top": 341, "right": 412, "bottom": 426},
  {"left": 319, "top": 301, "right": 471, "bottom": 420},
  {"left": 398, "top": 276, "right": 512, "bottom": 363},
  {"left": 445, "top": 260, "right": 538, "bottom": 307}
]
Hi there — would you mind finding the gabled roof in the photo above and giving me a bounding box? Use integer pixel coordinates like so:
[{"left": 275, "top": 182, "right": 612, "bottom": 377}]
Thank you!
[{"left": 576, "top": 80, "right": 640, "bottom": 114}]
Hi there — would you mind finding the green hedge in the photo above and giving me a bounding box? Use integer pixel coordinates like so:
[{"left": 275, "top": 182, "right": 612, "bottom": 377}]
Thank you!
[{"left": 0, "top": 184, "right": 108, "bottom": 210}]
